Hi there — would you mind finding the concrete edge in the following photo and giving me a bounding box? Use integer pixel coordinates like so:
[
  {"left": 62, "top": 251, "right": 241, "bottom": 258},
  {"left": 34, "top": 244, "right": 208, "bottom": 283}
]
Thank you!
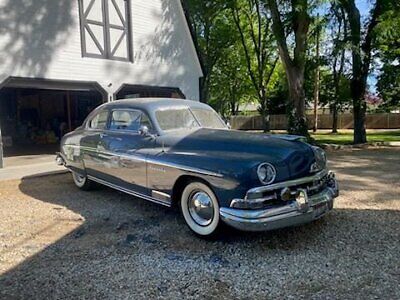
[
  {"left": 320, "top": 141, "right": 400, "bottom": 151},
  {"left": 21, "top": 169, "right": 69, "bottom": 180}
]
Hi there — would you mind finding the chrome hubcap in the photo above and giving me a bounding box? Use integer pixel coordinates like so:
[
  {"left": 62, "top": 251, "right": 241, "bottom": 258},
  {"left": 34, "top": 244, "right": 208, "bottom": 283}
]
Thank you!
[{"left": 188, "top": 191, "right": 214, "bottom": 226}]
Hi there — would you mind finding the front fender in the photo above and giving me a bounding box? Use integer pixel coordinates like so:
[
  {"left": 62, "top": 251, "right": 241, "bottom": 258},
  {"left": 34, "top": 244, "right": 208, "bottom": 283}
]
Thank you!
[{"left": 147, "top": 151, "right": 256, "bottom": 207}]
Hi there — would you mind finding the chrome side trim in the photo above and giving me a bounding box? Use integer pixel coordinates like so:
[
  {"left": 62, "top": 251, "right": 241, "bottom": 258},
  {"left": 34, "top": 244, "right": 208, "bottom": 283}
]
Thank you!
[
  {"left": 246, "top": 169, "right": 328, "bottom": 197},
  {"left": 147, "top": 158, "right": 223, "bottom": 178},
  {"left": 66, "top": 144, "right": 223, "bottom": 178},
  {"left": 152, "top": 190, "right": 171, "bottom": 202},
  {"left": 87, "top": 175, "right": 171, "bottom": 207}
]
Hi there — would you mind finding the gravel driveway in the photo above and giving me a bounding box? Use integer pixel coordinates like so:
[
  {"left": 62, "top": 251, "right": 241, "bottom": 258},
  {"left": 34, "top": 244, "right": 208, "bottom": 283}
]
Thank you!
[{"left": 0, "top": 148, "right": 399, "bottom": 299}]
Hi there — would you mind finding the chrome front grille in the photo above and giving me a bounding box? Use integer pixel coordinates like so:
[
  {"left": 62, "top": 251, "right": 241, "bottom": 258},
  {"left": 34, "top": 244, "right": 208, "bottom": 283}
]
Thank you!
[{"left": 230, "top": 170, "right": 336, "bottom": 210}]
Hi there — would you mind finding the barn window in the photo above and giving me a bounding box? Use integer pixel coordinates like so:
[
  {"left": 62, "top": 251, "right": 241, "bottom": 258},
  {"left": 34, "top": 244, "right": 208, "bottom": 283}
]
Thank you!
[{"left": 78, "top": 0, "right": 133, "bottom": 62}]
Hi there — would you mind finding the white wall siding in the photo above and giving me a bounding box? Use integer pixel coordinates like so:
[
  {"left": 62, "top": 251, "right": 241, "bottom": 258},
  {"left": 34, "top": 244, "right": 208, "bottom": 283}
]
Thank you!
[{"left": 0, "top": 0, "right": 202, "bottom": 100}]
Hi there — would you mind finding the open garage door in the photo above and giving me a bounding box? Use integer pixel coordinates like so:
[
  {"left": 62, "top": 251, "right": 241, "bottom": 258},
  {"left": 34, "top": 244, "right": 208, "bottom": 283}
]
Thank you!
[
  {"left": 0, "top": 77, "right": 107, "bottom": 168},
  {"left": 115, "top": 84, "right": 185, "bottom": 100}
]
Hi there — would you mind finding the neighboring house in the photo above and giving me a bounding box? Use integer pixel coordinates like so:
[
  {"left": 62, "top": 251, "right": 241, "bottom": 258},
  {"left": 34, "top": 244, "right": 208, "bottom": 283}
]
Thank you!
[{"left": 0, "top": 0, "right": 203, "bottom": 165}]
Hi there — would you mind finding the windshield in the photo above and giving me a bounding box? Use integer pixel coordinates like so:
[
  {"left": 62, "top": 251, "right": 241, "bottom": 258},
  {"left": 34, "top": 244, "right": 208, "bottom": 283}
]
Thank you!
[{"left": 155, "top": 107, "right": 227, "bottom": 131}]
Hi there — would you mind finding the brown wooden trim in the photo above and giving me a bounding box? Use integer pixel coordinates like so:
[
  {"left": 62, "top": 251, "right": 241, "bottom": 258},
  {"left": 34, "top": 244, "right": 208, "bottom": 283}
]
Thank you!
[
  {"left": 126, "top": 0, "right": 134, "bottom": 62},
  {"left": 78, "top": 0, "right": 87, "bottom": 58},
  {"left": 111, "top": 31, "right": 126, "bottom": 56},
  {"left": 78, "top": 0, "right": 133, "bottom": 62},
  {"left": 84, "top": 0, "right": 96, "bottom": 18},
  {"left": 87, "top": 19, "right": 105, "bottom": 27},
  {"left": 114, "top": 84, "right": 186, "bottom": 100},
  {"left": 85, "top": 23, "right": 105, "bottom": 54},
  {"left": 111, "top": 0, "right": 126, "bottom": 26}
]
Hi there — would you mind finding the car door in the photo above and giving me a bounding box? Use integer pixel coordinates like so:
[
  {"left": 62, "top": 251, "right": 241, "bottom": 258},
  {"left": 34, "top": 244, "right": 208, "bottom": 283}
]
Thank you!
[
  {"left": 102, "top": 109, "right": 155, "bottom": 196},
  {"left": 80, "top": 109, "right": 112, "bottom": 180}
]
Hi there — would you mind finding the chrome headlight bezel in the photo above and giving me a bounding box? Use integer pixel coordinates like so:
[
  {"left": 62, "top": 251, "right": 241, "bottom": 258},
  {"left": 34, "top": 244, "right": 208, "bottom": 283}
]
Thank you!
[
  {"left": 311, "top": 146, "right": 327, "bottom": 172},
  {"left": 257, "top": 162, "right": 277, "bottom": 185}
]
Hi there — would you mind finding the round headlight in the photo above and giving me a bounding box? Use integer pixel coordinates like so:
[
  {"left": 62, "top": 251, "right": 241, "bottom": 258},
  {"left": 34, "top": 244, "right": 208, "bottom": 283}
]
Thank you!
[
  {"left": 311, "top": 146, "right": 327, "bottom": 171},
  {"left": 257, "top": 163, "right": 276, "bottom": 185}
]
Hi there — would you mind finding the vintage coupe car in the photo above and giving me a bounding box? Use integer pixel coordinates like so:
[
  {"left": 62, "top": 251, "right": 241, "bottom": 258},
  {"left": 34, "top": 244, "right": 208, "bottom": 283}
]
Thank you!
[{"left": 57, "top": 98, "right": 339, "bottom": 237}]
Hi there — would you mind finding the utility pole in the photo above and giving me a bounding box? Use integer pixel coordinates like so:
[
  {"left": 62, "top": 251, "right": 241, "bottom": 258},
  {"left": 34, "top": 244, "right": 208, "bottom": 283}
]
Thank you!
[{"left": 313, "top": 14, "right": 321, "bottom": 133}]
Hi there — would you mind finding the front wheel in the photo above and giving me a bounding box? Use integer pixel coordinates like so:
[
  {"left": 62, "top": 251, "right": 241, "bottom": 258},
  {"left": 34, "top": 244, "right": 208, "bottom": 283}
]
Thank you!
[
  {"left": 72, "top": 171, "right": 94, "bottom": 191},
  {"left": 180, "top": 181, "right": 221, "bottom": 237}
]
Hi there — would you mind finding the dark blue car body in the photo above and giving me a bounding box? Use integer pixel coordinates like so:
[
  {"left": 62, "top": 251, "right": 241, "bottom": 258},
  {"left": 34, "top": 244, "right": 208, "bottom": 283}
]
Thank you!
[{"left": 58, "top": 98, "right": 339, "bottom": 233}]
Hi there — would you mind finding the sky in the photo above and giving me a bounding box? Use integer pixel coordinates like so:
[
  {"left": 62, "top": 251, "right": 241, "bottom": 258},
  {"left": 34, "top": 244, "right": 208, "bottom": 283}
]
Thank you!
[
  {"left": 319, "top": 0, "right": 377, "bottom": 92},
  {"left": 356, "top": 1, "right": 378, "bottom": 91}
]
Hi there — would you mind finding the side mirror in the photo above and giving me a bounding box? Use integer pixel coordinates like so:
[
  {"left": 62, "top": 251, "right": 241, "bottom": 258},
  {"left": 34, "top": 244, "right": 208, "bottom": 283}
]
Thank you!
[{"left": 139, "top": 125, "right": 149, "bottom": 136}]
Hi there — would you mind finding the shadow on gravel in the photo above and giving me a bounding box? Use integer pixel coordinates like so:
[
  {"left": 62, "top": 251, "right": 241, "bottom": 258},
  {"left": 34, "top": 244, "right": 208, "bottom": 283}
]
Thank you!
[{"left": 1, "top": 154, "right": 399, "bottom": 299}]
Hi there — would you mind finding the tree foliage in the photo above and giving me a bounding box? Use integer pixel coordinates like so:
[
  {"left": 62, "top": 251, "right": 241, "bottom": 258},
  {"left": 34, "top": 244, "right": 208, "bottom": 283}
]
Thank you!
[
  {"left": 185, "top": 0, "right": 400, "bottom": 143},
  {"left": 230, "top": 0, "right": 279, "bottom": 131},
  {"left": 376, "top": 2, "right": 400, "bottom": 111}
]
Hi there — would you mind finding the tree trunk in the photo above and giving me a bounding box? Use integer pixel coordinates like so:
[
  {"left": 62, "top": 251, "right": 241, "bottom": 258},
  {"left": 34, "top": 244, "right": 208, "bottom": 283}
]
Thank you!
[
  {"left": 261, "top": 111, "right": 270, "bottom": 133},
  {"left": 351, "top": 73, "right": 367, "bottom": 143},
  {"left": 200, "top": 77, "right": 210, "bottom": 103},
  {"left": 287, "top": 69, "right": 308, "bottom": 136},
  {"left": 313, "top": 18, "right": 320, "bottom": 132},
  {"left": 339, "top": 0, "right": 382, "bottom": 144},
  {"left": 353, "top": 101, "right": 367, "bottom": 143},
  {"left": 267, "top": 0, "right": 310, "bottom": 138},
  {"left": 332, "top": 104, "right": 338, "bottom": 133},
  {"left": 313, "top": 66, "right": 320, "bottom": 132}
]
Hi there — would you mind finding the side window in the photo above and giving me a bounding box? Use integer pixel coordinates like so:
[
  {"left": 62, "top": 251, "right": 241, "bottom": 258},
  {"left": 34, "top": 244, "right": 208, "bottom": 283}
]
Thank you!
[
  {"left": 89, "top": 111, "right": 109, "bottom": 130},
  {"left": 110, "top": 110, "right": 153, "bottom": 132},
  {"left": 141, "top": 113, "right": 153, "bottom": 130}
]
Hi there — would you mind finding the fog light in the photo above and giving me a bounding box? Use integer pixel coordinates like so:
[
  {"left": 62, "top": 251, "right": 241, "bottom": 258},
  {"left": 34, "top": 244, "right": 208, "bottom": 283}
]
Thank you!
[
  {"left": 280, "top": 187, "right": 292, "bottom": 202},
  {"left": 296, "top": 189, "right": 309, "bottom": 212}
]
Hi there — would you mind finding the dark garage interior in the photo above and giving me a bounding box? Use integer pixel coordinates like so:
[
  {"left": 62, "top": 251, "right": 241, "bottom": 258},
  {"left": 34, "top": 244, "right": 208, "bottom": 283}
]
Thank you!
[
  {"left": 115, "top": 84, "right": 185, "bottom": 100},
  {"left": 0, "top": 86, "right": 103, "bottom": 158}
]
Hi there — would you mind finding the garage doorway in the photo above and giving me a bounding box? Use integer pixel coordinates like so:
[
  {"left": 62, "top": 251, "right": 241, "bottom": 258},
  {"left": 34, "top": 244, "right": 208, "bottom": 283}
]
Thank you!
[
  {"left": 0, "top": 78, "right": 106, "bottom": 168},
  {"left": 115, "top": 84, "right": 185, "bottom": 100}
]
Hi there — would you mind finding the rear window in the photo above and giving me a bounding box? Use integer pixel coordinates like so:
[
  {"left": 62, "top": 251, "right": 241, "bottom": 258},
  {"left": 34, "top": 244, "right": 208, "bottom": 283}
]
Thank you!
[
  {"left": 191, "top": 108, "right": 226, "bottom": 129},
  {"left": 156, "top": 109, "right": 200, "bottom": 131}
]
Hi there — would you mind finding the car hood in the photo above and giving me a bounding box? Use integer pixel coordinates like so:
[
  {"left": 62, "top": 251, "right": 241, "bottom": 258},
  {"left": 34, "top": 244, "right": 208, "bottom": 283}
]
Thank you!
[{"left": 161, "top": 128, "right": 315, "bottom": 180}]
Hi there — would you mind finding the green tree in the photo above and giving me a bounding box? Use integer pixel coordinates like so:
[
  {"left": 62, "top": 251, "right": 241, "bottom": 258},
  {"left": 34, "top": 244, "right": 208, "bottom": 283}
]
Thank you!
[
  {"left": 230, "top": 0, "right": 279, "bottom": 132},
  {"left": 329, "top": 2, "right": 352, "bottom": 132},
  {"left": 184, "top": 0, "right": 234, "bottom": 103},
  {"left": 266, "top": 0, "right": 311, "bottom": 137},
  {"left": 209, "top": 43, "right": 253, "bottom": 118},
  {"left": 376, "top": 3, "right": 400, "bottom": 111},
  {"left": 337, "top": 0, "right": 387, "bottom": 144}
]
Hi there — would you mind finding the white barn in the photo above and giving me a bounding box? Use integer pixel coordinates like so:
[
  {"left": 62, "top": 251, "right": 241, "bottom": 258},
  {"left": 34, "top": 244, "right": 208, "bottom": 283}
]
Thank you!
[{"left": 0, "top": 0, "right": 203, "bottom": 166}]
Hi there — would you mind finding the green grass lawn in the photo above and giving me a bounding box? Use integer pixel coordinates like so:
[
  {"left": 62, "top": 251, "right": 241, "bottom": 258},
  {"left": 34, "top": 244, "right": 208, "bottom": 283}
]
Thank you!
[{"left": 311, "top": 130, "right": 400, "bottom": 145}]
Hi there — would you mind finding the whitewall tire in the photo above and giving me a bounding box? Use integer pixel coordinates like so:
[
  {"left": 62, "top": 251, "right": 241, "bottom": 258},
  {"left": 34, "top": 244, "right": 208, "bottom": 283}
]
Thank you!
[
  {"left": 72, "top": 171, "right": 94, "bottom": 191},
  {"left": 180, "top": 181, "right": 221, "bottom": 237}
]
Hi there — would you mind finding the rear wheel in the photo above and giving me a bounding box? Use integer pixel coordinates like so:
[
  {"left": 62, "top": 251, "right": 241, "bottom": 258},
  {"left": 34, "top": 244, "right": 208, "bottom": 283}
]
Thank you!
[
  {"left": 180, "top": 181, "right": 221, "bottom": 237},
  {"left": 72, "top": 171, "right": 94, "bottom": 191}
]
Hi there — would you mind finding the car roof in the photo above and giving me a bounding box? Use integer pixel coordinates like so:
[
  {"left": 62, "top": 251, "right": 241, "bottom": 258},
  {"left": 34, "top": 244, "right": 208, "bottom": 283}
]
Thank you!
[{"left": 100, "top": 98, "right": 212, "bottom": 112}]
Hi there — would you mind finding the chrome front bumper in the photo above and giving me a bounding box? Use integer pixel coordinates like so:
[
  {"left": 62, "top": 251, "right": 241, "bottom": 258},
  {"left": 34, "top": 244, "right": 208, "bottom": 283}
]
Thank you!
[{"left": 220, "top": 171, "right": 339, "bottom": 232}]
